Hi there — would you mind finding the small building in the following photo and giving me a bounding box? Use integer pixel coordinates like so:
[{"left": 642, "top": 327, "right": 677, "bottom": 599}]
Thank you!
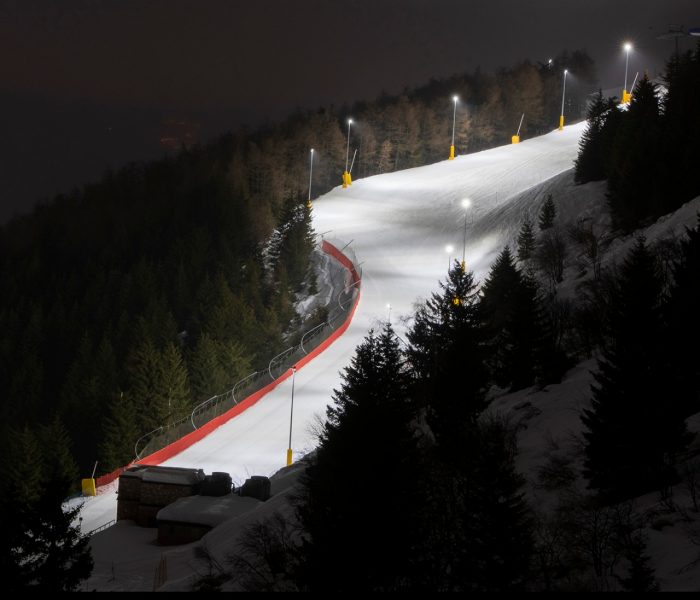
[{"left": 117, "top": 465, "right": 206, "bottom": 527}]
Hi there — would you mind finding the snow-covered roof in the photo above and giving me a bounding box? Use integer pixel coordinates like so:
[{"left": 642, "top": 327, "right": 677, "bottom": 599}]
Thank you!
[
  {"left": 122, "top": 465, "right": 205, "bottom": 486},
  {"left": 157, "top": 494, "right": 260, "bottom": 527}
]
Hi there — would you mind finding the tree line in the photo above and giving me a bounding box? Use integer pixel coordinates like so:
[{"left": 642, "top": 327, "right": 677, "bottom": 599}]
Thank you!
[
  {"left": 0, "top": 145, "right": 316, "bottom": 481},
  {"left": 0, "top": 47, "right": 597, "bottom": 482},
  {"left": 575, "top": 40, "right": 700, "bottom": 231},
  {"left": 201, "top": 203, "right": 699, "bottom": 591},
  {"left": 0, "top": 48, "right": 596, "bottom": 590}
]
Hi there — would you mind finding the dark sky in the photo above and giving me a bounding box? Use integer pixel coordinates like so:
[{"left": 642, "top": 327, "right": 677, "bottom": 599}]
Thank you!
[{"left": 1, "top": 0, "right": 698, "bottom": 222}]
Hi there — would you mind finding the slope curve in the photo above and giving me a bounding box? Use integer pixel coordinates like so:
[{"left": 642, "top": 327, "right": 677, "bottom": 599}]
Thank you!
[{"left": 78, "top": 123, "right": 586, "bottom": 531}]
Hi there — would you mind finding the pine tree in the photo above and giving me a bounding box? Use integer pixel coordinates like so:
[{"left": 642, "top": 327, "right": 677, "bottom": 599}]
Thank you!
[
  {"left": 159, "top": 342, "right": 191, "bottom": 424},
  {"left": 575, "top": 91, "right": 616, "bottom": 183},
  {"left": 37, "top": 417, "right": 79, "bottom": 493},
  {"left": 582, "top": 238, "right": 689, "bottom": 502},
  {"left": 407, "top": 261, "right": 489, "bottom": 455},
  {"left": 276, "top": 195, "right": 315, "bottom": 293},
  {"left": 667, "top": 217, "right": 700, "bottom": 417},
  {"left": 517, "top": 218, "right": 536, "bottom": 263},
  {"left": 297, "top": 325, "right": 423, "bottom": 591},
  {"left": 126, "top": 337, "right": 164, "bottom": 431},
  {"left": 607, "top": 75, "right": 662, "bottom": 230},
  {"left": 189, "top": 333, "right": 225, "bottom": 404},
  {"left": 100, "top": 392, "right": 139, "bottom": 471},
  {"left": 617, "top": 536, "right": 659, "bottom": 593},
  {"left": 480, "top": 247, "right": 557, "bottom": 390},
  {"left": 451, "top": 417, "right": 534, "bottom": 591},
  {"left": 538, "top": 195, "right": 556, "bottom": 231},
  {"left": 661, "top": 44, "right": 700, "bottom": 211},
  {"left": 1, "top": 426, "right": 93, "bottom": 591}
]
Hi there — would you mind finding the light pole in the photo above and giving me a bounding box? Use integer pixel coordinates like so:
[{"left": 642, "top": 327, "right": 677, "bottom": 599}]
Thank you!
[
  {"left": 461, "top": 198, "right": 471, "bottom": 270},
  {"left": 307, "top": 148, "right": 314, "bottom": 207},
  {"left": 449, "top": 95, "right": 458, "bottom": 160},
  {"left": 286, "top": 366, "right": 297, "bottom": 466},
  {"left": 623, "top": 42, "right": 633, "bottom": 103},
  {"left": 445, "top": 244, "right": 454, "bottom": 271},
  {"left": 559, "top": 69, "right": 568, "bottom": 130},
  {"left": 343, "top": 119, "right": 353, "bottom": 188}
]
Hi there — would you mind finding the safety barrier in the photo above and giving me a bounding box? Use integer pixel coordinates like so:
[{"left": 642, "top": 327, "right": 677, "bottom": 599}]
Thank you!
[{"left": 94, "top": 237, "right": 361, "bottom": 489}]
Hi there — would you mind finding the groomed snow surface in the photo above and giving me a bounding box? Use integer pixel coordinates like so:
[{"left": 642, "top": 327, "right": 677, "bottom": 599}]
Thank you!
[{"left": 80, "top": 121, "right": 700, "bottom": 590}]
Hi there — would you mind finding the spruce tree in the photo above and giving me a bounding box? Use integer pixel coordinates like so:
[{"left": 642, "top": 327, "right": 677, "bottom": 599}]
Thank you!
[
  {"left": 538, "top": 194, "right": 556, "bottom": 231},
  {"left": 159, "top": 342, "right": 191, "bottom": 424},
  {"left": 297, "top": 325, "right": 423, "bottom": 591},
  {"left": 408, "top": 261, "right": 489, "bottom": 455},
  {"left": 661, "top": 44, "right": 700, "bottom": 211},
  {"left": 575, "top": 91, "right": 616, "bottom": 183},
  {"left": 126, "top": 337, "right": 164, "bottom": 430},
  {"left": 667, "top": 217, "right": 700, "bottom": 417},
  {"left": 100, "top": 392, "right": 139, "bottom": 471},
  {"left": 480, "top": 247, "right": 560, "bottom": 390},
  {"left": 517, "top": 218, "right": 536, "bottom": 263},
  {"left": 451, "top": 418, "right": 534, "bottom": 591},
  {"left": 1, "top": 426, "right": 93, "bottom": 591},
  {"left": 582, "top": 238, "right": 689, "bottom": 502},
  {"left": 607, "top": 76, "right": 662, "bottom": 230},
  {"left": 189, "top": 333, "right": 225, "bottom": 404},
  {"left": 617, "top": 536, "right": 659, "bottom": 592}
]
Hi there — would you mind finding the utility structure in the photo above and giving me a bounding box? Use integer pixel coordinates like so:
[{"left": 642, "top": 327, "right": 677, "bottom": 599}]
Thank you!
[
  {"left": 622, "top": 42, "right": 633, "bottom": 104},
  {"left": 445, "top": 244, "right": 454, "bottom": 270},
  {"left": 449, "top": 95, "right": 458, "bottom": 160},
  {"left": 559, "top": 69, "right": 568, "bottom": 130},
  {"left": 512, "top": 113, "right": 524, "bottom": 144},
  {"left": 307, "top": 148, "right": 314, "bottom": 207},
  {"left": 343, "top": 119, "right": 353, "bottom": 188},
  {"left": 286, "top": 365, "right": 297, "bottom": 466}
]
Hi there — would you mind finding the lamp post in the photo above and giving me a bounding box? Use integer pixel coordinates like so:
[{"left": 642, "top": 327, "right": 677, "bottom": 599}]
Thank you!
[
  {"left": 623, "top": 42, "right": 633, "bottom": 103},
  {"left": 286, "top": 366, "right": 297, "bottom": 466},
  {"left": 343, "top": 119, "right": 353, "bottom": 188},
  {"left": 461, "top": 198, "right": 471, "bottom": 270},
  {"left": 559, "top": 69, "right": 568, "bottom": 130},
  {"left": 307, "top": 148, "right": 314, "bottom": 207},
  {"left": 449, "top": 95, "right": 458, "bottom": 160},
  {"left": 445, "top": 244, "right": 454, "bottom": 271}
]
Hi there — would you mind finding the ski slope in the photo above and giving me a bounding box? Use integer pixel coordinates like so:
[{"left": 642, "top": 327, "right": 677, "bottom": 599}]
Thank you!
[{"left": 78, "top": 122, "right": 586, "bottom": 532}]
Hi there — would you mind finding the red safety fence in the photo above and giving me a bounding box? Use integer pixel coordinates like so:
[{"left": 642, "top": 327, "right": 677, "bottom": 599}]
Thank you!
[{"left": 94, "top": 239, "right": 361, "bottom": 489}]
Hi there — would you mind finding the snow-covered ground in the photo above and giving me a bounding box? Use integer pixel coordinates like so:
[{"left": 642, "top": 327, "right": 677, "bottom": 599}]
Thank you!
[
  {"left": 80, "top": 119, "right": 700, "bottom": 590},
  {"left": 76, "top": 123, "right": 587, "bottom": 535}
]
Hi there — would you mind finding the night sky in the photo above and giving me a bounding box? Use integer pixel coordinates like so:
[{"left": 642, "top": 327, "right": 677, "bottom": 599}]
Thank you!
[{"left": 1, "top": 0, "right": 698, "bottom": 223}]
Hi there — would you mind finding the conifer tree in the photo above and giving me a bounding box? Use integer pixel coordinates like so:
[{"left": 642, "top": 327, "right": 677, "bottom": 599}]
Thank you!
[
  {"left": 607, "top": 76, "right": 662, "bottom": 230},
  {"left": 126, "top": 337, "right": 165, "bottom": 430},
  {"left": 480, "top": 247, "right": 558, "bottom": 390},
  {"left": 617, "top": 536, "right": 659, "bottom": 592},
  {"left": 1, "top": 425, "right": 93, "bottom": 591},
  {"left": 408, "top": 261, "right": 489, "bottom": 454},
  {"left": 100, "top": 392, "right": 139, "bottom": 471},
  {"left": 159, "top": 342, "right": 191, "bottom": 423},
  {"left": 667, "top": 217, "right": 700, "bottom": 417},
  {"left": 575, "top": 91, "right": 616, "bottom": 183},
  {"left": 451, "top": 417, "right": 534, "bottom": 591},
  {"left": 297, "top": 325, "right": 423, "bottom": 591},
  {"left": 581, "top": 238, "right": 689, "bottom": 502},
  {"left": 517, "top": 218, "right": 536, "bottom": 263},
  {"left": 538, "top": 194, "right": 556, "bottom": 230},
  {"left": 189, "top": 333, "right": 224, "bottom": 404}
]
